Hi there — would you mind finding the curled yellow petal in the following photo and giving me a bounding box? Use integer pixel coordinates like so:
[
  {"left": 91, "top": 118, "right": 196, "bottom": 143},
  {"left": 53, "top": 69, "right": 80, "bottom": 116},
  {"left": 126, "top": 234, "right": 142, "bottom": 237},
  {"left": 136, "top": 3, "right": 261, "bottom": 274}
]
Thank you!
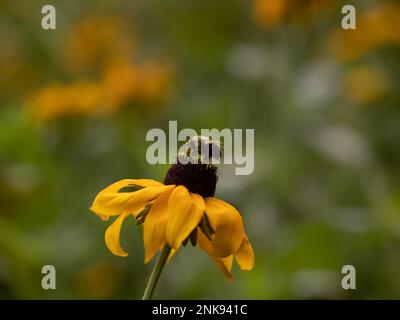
[
  {"left": 95, "top": 179, "right": 163, "bottom": 196},
  {"left": 91, "top": 184, "right": 173, "bottom": 218},
  {"left": 197, "top": 229, "right": 233, "bottom": 281},
  {"left": 143, "top": 189, "right": 173, "bottom": 263},
  {"left": 129, "top": 179, "right": 164, "bottom": 188},
  {"left": 234, "top": 234, "right": 254, "bottom": 270},
  {"left": 104, "top": 212, "right": 131, "bottom": 257},
  {"left": 205, "top": 197, "right": 244, "bottom": 258},
  {"left": 213, "top": 255, "right": 234, "bottom": 282},
  {"left": 90, "top": 179, "right": 164, "bottom": 219},
  {"left": 166, "top": 186, "right": 205, "bottom": 249}
]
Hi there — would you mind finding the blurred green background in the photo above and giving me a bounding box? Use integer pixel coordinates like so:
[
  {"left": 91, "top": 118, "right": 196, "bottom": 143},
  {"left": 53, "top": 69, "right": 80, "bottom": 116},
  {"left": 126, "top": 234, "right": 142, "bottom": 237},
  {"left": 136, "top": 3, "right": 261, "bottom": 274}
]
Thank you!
[{"left": 1, "top": 0, "right": 400, "bottom": 299}]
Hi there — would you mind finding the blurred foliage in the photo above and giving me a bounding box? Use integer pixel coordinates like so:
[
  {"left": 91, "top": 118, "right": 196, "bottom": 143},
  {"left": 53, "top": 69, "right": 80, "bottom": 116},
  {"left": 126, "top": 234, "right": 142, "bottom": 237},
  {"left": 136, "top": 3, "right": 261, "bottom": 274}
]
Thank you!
[{"left": 1, "top": 0, "right": 400, "bottom": 299}]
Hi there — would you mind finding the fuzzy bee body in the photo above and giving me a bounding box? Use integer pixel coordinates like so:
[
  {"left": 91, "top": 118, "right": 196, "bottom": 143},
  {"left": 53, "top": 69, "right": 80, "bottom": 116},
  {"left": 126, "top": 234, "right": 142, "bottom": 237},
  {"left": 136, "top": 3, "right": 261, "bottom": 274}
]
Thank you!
[{"left": 180, "top": 136, "right": 223, "bottom": 165}]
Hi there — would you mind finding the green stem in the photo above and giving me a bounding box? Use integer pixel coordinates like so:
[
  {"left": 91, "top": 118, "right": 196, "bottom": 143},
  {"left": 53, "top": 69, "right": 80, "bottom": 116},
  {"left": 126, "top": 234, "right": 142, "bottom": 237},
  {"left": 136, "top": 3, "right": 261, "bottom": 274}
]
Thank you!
[{"left": 142, "top": 245, "right": 172, "bottom": 300}]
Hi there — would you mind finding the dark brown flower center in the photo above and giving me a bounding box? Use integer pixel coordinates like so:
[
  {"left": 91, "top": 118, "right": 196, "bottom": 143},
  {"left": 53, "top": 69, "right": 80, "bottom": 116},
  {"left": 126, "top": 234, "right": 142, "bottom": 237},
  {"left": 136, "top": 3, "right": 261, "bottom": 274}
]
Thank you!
[{"left": 164, "top": 158, "right": 218, "bottom": 198}]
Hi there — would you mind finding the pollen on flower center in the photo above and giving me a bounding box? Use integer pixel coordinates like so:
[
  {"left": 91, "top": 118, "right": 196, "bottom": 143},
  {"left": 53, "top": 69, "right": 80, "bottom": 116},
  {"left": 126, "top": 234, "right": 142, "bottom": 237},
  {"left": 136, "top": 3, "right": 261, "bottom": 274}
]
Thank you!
[{"left": 164, "top": 161, "right": 218, "bottom": 198}]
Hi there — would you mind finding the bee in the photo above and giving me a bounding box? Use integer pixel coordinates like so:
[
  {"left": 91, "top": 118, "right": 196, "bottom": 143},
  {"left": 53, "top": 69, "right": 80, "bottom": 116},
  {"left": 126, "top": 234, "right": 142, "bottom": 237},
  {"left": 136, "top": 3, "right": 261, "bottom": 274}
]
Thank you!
[{"left": 179, "top": 136, "right": 223, "bottom": 165}]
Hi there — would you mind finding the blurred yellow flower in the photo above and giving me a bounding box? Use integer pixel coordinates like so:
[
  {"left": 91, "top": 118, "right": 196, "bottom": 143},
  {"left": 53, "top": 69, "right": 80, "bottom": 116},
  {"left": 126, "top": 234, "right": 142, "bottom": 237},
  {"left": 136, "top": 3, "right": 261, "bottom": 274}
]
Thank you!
[
  {"left": 27, "top": 58, "right": 172, "bottom": 120},
  {"left": 343, "top": 65, "right": 388, "bottom": 104},
  {"left": 330, "top": 3, "right": 400, "bottom": 61},
  {"left": 26, "top": 13, "right": 174, "bottom": 120},
  {"left": 91, "top": 172, "right": 254, "bottom": 281},
  {"left": 253, "top": 0, "right": 288, "bottom": 28},
  {"left": 27, "top": 81, "right": 105, "bottom": 120},
  {"left": 65, "top": 16, "right": 134, "bottom": 72},
  {"left": 101, "top": 58, "right": 173, "bottom": 107},
  {"left": 253, "top": 0, "right": 338, "bottom": 29}
]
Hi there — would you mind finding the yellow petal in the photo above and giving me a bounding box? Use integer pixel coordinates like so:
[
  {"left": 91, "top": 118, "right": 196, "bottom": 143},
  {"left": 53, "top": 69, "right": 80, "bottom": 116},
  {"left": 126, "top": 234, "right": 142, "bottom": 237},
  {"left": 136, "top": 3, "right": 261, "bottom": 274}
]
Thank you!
[
  {"left": 129, "top": 179, "right": 164, "bottom": 188},
  {"left": 98, "top": 214, "right": 110, "bottom": 221},
  {"left": 213, "top": 256, "right": 234, "bottom": 282},
  {"left": 91, "top": 184, "right": 173, "bottom": 218},
  {"left": 166, "top": 186, "right": 205, "bottom": 249},
  {"left": 167, "top": 247, "right": 178, "bottom": 263},
  {"left": 197, "top": 230, "right": 233, "bottom": 281},
  {"left": 234, "top": 234, "right": 254, "bottom": 270},
  {"left": 104, "top": 212, "right": 131, "bottom": 257},
  {"left": 96, "top": 179, "right": 163, "bottom": 196},
  {"left": 205, "top": 197, "right": 244, "bottom": 258},
  {"left": 143, "top": 189, "right": 173, "bottom": 263},
  {"left": 90, "top": 179, "right": 164, "bottom": 220}
]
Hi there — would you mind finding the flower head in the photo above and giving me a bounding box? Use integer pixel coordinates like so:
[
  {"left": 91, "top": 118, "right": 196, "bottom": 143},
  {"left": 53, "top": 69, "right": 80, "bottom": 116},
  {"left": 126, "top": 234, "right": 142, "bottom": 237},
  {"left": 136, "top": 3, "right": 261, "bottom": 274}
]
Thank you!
[{"left": 90, "top": 137, "right": 254, "bottom": 281}]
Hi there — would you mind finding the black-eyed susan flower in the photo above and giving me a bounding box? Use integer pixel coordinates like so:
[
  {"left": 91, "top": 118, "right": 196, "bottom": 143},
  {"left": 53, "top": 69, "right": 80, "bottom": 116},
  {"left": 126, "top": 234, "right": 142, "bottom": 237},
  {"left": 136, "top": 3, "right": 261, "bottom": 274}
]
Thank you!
[{"left": 90, "top": 136, "right": 254, "bottom": 299}]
